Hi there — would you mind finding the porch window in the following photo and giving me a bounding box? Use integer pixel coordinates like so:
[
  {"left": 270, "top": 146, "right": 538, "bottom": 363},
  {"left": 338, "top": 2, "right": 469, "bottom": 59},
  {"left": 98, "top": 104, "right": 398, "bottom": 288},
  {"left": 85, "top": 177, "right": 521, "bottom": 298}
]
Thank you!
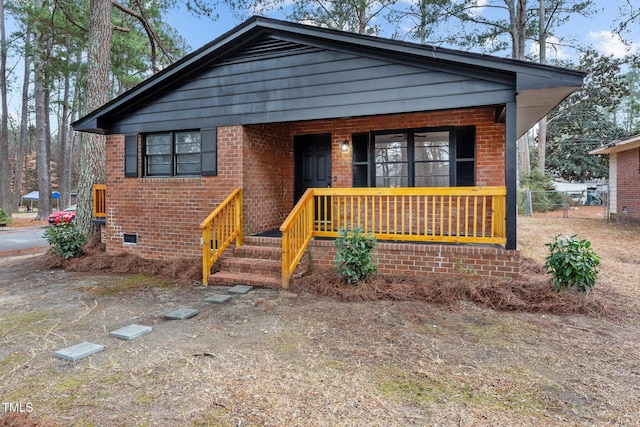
[
  {"left": 353, "top": 127, "right": 475, "bottom": 187},
  {"left": 144, "top": 131, "right": 202, "bottom": 177}
]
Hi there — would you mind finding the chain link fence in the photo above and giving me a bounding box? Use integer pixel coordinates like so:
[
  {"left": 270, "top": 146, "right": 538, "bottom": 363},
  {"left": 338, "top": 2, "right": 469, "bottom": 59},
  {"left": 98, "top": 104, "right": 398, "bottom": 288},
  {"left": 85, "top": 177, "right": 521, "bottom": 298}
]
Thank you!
[{"left": 518, "top": 188, "right": 609, "bottom": 220}]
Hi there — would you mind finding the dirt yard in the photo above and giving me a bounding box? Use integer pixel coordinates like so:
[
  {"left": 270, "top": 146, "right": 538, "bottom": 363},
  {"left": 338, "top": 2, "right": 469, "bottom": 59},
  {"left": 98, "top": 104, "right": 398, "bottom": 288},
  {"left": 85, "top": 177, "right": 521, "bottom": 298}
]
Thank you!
[{"left": 1, "top": 214, "right": 639, "bottom": 426}]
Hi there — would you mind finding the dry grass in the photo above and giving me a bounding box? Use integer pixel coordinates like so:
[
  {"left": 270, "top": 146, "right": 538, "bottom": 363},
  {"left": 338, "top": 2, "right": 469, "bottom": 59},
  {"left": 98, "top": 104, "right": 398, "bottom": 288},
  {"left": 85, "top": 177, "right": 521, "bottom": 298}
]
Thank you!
[{"left": 1, "top": 214, "right": 640, "bottom": 426}]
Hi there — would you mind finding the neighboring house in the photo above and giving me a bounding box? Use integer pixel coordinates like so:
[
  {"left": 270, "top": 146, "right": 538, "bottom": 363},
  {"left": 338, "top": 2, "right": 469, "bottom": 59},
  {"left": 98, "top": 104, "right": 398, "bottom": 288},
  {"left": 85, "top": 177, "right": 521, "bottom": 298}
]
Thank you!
[
  {"left": 73, "top": 16, "right": 584, "bottom": 287},
  {"left": 591, "top": 134, "right": 640, "bottom": 222}
]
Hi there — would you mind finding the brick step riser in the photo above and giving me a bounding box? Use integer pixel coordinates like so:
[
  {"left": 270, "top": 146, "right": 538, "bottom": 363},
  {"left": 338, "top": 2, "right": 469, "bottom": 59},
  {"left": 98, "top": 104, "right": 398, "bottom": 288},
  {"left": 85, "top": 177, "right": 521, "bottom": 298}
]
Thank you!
[
  {"left": 224, "top": 266, "right": 281, "bottom": 278},
  {"left": 243, "top": 237, "right": 281, "bottom": 248},
  {"left": 233, "top": 246, "right": 281, "bottom": 261}
]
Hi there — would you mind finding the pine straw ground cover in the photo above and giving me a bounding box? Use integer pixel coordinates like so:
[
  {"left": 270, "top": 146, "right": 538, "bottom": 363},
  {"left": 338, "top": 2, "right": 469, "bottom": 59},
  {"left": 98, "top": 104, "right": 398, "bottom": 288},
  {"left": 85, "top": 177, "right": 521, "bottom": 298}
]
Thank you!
[{"left": 1, "top": 215, "right": 639, "bottom": 426}]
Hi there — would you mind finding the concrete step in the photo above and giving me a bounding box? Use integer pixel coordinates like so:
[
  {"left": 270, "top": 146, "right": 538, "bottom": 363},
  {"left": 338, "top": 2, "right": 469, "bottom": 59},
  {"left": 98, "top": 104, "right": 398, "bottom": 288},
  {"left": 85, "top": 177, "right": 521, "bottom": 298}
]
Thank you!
[
  {"left": 234, "top": 244, "right": 281, "bottom": 261},
  {"left": 208, "top": 271, "right": 281, "bottom": 289},
  {"left": 220, "top": 257, "right": 281, "bottom": 277}
]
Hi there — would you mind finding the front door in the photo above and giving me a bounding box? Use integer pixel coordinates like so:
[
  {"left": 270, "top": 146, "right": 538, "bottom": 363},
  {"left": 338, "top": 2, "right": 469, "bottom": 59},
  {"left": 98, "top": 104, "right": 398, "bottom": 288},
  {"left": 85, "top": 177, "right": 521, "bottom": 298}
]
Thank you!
[{"left": 294, "top": 134, "right": 332, "bottom": 222}]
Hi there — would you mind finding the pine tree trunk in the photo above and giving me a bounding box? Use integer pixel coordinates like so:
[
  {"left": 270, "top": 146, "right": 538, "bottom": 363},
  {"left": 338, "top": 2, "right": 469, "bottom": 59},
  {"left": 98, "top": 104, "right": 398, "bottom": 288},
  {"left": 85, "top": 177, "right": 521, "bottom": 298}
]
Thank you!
[
  {"left": 537, "top": 0, "right": 547, "bottom": 173},
  {"left": 58, "top": 50, "right": 72, "bottom": 209},
  {"left": 11, "top": 35, "right": 32, "bottom": 212},
  {"left": 0, "top": 0, "right": 11, "bottom": 211},
  {"left": 33, "top": 9, "right": 52, "bottom": 220},
  {"left": 514, "top": 0, "right": 530, "bottom": 178},
  {"left": 34, "top": 60, "right": 52, "bottom": 220},
  {"left": 76, "top": 0, "right": 112, "bottom": 235}
]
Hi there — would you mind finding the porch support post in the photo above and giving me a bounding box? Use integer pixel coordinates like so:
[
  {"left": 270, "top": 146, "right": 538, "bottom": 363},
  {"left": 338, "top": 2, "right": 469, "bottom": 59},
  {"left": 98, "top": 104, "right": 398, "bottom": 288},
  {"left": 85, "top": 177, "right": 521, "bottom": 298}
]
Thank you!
[{"left": 505, "top": 101, "right": 517, "bottom": 250}]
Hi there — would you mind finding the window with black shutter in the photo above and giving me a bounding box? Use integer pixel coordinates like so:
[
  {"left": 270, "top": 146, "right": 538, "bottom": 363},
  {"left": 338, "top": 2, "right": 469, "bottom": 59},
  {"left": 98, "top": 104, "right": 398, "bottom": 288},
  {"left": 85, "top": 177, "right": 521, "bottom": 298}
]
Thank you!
[
  {"left": 351, "top": 126, "right": 475, "bottom": 187},
  {"left": 141, "top": 129, "right": 216, "bottom": 177}
]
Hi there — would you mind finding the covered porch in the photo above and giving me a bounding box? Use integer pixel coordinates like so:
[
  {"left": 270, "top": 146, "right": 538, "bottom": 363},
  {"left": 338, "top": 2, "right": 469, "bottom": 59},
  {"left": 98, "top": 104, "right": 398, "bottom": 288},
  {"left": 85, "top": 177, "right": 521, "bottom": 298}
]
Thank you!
[{"left": 199, "top": 186, "right": 512, "bottom": 288}]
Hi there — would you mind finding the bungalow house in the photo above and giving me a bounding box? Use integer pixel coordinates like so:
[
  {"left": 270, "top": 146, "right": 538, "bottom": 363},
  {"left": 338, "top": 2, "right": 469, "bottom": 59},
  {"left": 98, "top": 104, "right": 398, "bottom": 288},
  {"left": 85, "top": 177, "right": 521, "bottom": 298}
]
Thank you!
[
  {"left": 73, "top": 16, "right": 584, "bottom": 287},
  {"left": 590, "top": 134, "right": 640, "bottom": 222}
]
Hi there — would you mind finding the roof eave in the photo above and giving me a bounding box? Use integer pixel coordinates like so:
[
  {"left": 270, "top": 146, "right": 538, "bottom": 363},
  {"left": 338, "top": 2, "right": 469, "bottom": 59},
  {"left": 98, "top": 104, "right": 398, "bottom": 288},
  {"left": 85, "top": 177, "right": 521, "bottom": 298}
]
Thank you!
[
  {"left": 590, "top": 134, "right": 640, "bottom": 154},
  {"left": 72, "top": 16, "right": 586, "bottom": 135}
]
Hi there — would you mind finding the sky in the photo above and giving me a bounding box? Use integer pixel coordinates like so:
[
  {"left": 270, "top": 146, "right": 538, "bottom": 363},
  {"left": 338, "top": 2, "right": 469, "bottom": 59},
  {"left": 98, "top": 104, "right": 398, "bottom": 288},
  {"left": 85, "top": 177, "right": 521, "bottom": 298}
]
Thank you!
[{"left": 166, "top": 0, "right": 639, "bottom": 63}]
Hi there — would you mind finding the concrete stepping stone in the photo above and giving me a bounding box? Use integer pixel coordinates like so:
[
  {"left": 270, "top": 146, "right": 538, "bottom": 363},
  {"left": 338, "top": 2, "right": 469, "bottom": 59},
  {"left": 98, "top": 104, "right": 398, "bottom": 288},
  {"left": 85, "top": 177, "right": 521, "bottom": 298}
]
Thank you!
[
  {"left": 55, "top": 342, "right": 104, "bottom": 361},
  {"left": 204, "top": 294, "right": 232, "bottom": 304},
  {"left": 110, "top": 324, "right": 152, "bottom": 340},
  {"left": 164, "top": 308, "right": 199, "bottom": 320},
  {"left": 228, "top": 285, "right": 253, "bottom": 295}
]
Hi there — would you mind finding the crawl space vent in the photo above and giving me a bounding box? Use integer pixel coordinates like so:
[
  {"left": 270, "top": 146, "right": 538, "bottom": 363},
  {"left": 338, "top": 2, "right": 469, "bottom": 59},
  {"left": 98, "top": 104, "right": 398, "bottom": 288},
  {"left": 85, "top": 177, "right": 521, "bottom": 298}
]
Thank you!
[{"left": 123, "top": 233, "right": 137, "bottom": 244}]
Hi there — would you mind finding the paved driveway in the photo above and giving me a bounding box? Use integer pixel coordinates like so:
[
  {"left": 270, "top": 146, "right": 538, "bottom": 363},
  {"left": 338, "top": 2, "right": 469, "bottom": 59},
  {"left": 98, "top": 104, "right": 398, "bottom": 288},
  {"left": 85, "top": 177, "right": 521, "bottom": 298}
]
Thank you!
[{"left": 0, "top": 226, "right": 48, "bottom": 252}]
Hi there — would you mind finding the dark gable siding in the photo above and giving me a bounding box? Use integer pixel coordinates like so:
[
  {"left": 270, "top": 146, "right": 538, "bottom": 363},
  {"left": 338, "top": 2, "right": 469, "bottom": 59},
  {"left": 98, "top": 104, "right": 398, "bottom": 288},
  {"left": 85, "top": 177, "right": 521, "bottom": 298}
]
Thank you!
[{"left": 110, "top": 37, "right": 515, "bottom": 134}]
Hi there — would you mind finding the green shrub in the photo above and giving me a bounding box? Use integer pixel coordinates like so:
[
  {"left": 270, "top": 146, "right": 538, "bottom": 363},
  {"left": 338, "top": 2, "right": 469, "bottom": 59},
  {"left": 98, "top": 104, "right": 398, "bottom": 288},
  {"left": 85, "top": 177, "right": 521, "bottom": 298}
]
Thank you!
[
  {"left": 44, "top": 222, "right": 86, "bottom": 259},
  {"left": 543, "top": 234, "right": 600, "bottom": 293},
  {"left": 0, "top": 208, "right": 12, "bottom": 225},
  {"left": 334, "top": 227, "right": 377, "bottom": 284}
]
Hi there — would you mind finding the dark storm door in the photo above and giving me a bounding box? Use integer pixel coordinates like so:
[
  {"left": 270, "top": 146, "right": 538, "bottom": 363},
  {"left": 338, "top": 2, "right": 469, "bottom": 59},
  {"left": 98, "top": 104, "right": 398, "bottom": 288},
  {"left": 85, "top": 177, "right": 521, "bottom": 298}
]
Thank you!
[{"left": 294, "top": 133, "right": 332, "bottom": 222}]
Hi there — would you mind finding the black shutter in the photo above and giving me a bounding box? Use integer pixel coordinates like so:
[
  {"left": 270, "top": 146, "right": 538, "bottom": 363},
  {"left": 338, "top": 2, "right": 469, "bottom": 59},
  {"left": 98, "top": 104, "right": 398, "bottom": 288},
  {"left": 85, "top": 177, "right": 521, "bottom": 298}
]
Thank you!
[
  {"left": 124, "top": 134, "right": 138, "bottom": 177},
  {"left": 351, "top": 132, "right": 369, "bottom": 187},
  {"left": 201, "top": 128, "right": 217, "bottom": 176},
  {"left": 454, "top": 127, "right": 476, "bottom": 186}
]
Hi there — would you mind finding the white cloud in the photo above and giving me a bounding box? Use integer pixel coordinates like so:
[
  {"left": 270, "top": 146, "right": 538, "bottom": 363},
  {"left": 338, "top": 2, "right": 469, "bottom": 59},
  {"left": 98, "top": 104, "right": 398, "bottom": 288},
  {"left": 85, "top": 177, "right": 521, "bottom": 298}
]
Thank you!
[
  {"left": 467, "top": 0, "right": 489, "bottom": 17},
  {"left": 588, "top": 30, "right": 638, "bottom": 58}
]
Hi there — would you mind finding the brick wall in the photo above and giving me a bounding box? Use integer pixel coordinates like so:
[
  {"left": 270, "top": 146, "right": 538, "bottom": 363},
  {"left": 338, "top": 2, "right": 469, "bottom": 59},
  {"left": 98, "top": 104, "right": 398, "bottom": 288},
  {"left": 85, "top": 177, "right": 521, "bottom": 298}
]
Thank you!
[
  {"left": 103, "top": 106, "right": 506, "bottom": 262},
  {"left": 103, "top": 130, "right": 243, "bottom": 260},
  {"left": 308, "top": 239, "right": 520, "bottom": 280},
  {"left": 617, "top": 147, "right": 640, "bottom": 222},
  {"left": 242, "top": 124, "right": 293, "bottom": 233}
]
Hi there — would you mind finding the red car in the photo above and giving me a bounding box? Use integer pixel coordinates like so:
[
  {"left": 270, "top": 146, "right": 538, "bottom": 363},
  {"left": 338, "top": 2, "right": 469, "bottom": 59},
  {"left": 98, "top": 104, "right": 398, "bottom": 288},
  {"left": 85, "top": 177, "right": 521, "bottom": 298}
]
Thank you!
[{"left": 48, "top": 205, "right": 76, "bottom": 224}]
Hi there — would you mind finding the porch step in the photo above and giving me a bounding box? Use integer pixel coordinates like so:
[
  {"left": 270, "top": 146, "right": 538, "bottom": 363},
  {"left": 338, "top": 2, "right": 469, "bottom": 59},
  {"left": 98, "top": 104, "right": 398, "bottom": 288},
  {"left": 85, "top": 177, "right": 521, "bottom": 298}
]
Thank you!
[
  {"left": 243, "top": 236, "right": 281, "bottom": 247},
  {"left": 207, "top": 271, "right": 281, "bottom": 289},
  {"left": 220, "top": 257, "right": 281, "bottom": 278},
  {"left": 207, "top": 235, "right": 309, "bottom": 289},
  {"left": 233, "top": 244, "right": 281, "bottom": 261}
]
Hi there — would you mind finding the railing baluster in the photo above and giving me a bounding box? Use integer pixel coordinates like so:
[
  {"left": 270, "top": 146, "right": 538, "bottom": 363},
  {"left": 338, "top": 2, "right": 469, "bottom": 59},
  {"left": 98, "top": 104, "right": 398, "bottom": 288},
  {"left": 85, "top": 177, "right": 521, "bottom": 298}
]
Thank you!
[
  {"left": 481, "top": 196, "right": 487, "bottom": 238},
  {"left": 401, "top": 196, "right": 406, "bottom": 235},
  {"left": 408, "top": 196, "right": 413, "bottom": 236},
  {"left": 464, "top": 196, "right": 469, "bottom": 237},
  {"left": 473, "top": 195, "right": 478, "bottom": 237},
  {"left": 491, "top": 196, "right": 496, "bottom": 237},
  {"left": 456, "top": 196, "right": 461, "bottom": 238}
]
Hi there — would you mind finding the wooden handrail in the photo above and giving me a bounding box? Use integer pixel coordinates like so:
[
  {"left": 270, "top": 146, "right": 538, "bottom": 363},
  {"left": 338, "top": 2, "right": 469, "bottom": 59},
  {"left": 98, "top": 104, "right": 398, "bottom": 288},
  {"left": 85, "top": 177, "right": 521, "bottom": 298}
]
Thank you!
[
  {"left": 93, "top": 184, "right": 107, "bottom": 218},
  {"left": 200, "top": 189, "right": 243, "bottom": 285},
  {"left": 279, "top": 186, "right": 507, "bottom": 288},
  {"left": 279, "top": 188, "right": 315, "bottom": 289}
]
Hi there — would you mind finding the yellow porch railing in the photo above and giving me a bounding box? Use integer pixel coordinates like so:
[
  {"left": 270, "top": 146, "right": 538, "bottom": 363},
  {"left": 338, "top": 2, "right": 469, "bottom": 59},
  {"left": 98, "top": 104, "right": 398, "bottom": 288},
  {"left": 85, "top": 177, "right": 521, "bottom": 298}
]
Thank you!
[
  {"left": 93, "top": 184, "right": 106, "bottom": 218},
  {"left": 200, "top": 189, "right": 243, "bottom": 285},
  {"left": 279, "top": 188, "right": 315, "bottom": 289},
  {"left": 280, "top": 186, "right": 507, "bottom": 288}
]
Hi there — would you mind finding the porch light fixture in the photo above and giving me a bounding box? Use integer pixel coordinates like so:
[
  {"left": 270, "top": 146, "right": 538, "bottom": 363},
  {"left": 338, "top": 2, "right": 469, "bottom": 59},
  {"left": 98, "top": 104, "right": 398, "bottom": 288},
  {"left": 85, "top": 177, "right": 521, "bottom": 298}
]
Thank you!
[{"left": 340, "top": 140, "right": 349, "bottom": 152}]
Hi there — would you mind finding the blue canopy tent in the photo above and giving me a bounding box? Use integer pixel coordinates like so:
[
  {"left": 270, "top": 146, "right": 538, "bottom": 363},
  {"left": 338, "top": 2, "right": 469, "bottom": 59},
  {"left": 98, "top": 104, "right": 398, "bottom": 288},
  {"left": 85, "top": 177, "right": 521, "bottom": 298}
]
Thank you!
[{"left": 21, "top": 191, "right": 61, "bottom": 211}]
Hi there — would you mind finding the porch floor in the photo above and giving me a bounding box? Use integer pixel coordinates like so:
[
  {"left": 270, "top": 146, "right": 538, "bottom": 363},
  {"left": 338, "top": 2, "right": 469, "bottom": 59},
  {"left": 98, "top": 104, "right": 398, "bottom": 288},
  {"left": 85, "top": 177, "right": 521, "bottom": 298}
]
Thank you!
[{"left": 252, "top": 228, "right": 282, "bottom": 238}]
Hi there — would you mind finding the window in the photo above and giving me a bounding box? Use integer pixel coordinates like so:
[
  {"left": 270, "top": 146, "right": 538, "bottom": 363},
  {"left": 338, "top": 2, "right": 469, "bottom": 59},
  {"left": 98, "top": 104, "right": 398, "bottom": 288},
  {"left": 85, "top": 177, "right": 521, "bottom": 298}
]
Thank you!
[
  {"left": 352, "top": 127, "right": 475, "bottom": 187},
  {"left": 141, "top": 128, "right": 217, "bottom": 177},
  {"left": 145, "top": 131, "right": 201, "bottom": 176}
]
